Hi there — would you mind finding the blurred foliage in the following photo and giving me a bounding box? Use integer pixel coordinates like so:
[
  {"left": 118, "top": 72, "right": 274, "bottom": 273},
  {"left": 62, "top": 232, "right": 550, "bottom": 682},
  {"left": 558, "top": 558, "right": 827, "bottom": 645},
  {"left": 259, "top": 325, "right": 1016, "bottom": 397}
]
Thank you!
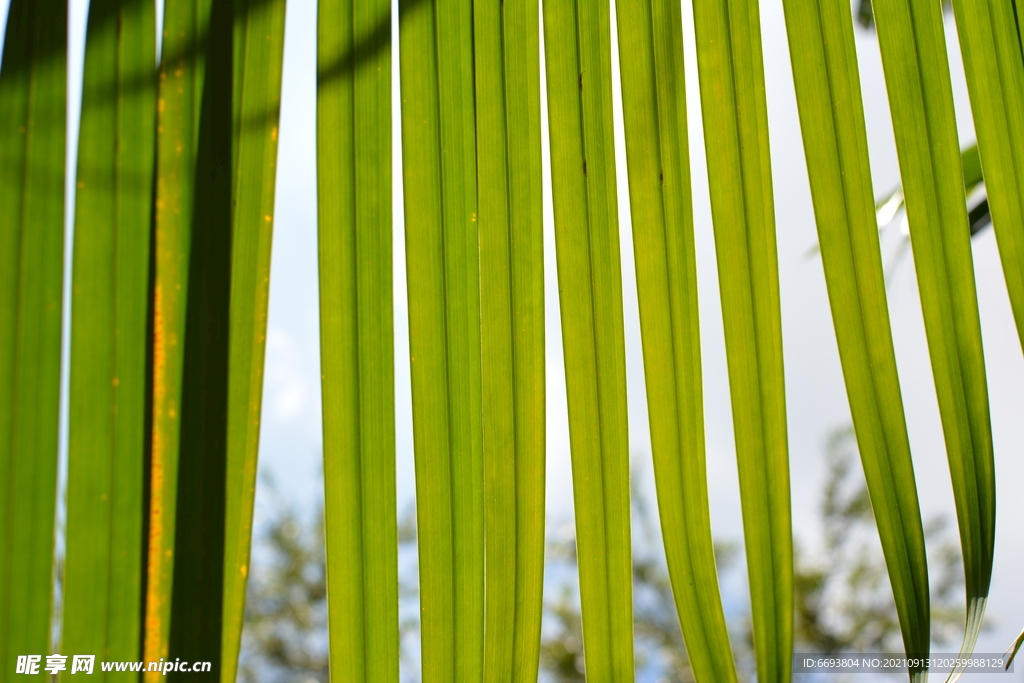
[
  {"left": 793, "top": 429, "right": 966, "bottom": 656},
  {"left": 240, "top": 480, "right": 420, "bottom": 683},
  {"left": 238, "top": 484, "right": 328, "bottom": 683},
  {"left": 241, "top": 428, "right": 969, "bottom": 682},
  {"left": 538, "top": 472, "right": 748, "bottom": 683}
]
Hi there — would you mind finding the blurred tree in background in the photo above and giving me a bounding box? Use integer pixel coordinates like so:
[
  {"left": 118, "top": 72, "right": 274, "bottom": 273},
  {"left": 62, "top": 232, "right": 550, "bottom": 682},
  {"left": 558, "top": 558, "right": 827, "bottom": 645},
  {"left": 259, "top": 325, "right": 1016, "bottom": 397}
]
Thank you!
[{"left": 240, "top": 429, "right": 969, "bottom": 683}]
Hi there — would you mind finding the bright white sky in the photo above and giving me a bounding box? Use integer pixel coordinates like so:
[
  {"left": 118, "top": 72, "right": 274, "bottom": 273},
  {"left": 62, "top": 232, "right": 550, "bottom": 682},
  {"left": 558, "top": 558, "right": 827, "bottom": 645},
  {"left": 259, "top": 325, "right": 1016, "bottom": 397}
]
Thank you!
[{"left": 1, "top": 0, "right": 1020, "bottom": 674}]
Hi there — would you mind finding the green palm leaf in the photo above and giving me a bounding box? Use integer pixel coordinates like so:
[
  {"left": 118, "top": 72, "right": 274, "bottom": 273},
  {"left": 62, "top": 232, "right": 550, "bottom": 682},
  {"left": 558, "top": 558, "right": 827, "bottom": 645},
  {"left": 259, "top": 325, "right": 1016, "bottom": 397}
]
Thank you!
[
  {"left": 780, "top": 0, "right": 931, "bottom": 677},
  {"left": 62, "top": 0, "right": 156, "bottom": 673},
  {"left": 474, "top": 0, "right": 546, "bottom": 681},
  {"left": 145, "top": 0, "right": 285, "bottom": 676},
  {"left": 689, "top": 0, "right": 792, "bottom": 678},
  {"left": 1005, "top": 627, "right": 1024, "bottom": 669},
  {"left": 145, "top": 0, "right": 211, "bottom": 668},
  {"left": 220, "top": 0, "right": 287, "bottom": 678},
  {"left": 0, "top": 0, "right": 66, "bottom": 675},
  {"left": 614, "top": 1, "right": 737, "bottom": 681},
  {"left": 399, "top": 0, "right": 484, "bottom": 680},
  {"left": 541, "top": 1, "right": 634, "bottom": 680},
  {"left": 948, "top": 0, "right": 1024, "bottom": 353},
  {"left": 162, "top": 0, "right": 233, "bottom": 667},
  {"left": 317, "top": 0, "right": 398, "bottom": 680},
  {"left": 870, "top": 0, "right": 996, "bottom": 673}
]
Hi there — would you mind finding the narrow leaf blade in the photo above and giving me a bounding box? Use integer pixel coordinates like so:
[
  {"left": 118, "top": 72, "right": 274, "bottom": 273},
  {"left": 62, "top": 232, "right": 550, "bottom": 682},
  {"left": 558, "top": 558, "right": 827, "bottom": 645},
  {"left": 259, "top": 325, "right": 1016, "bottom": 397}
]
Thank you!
[
  {"left": 219, "top": 1, "right": 287, "bottom": 679},
  {"left": 0, "top": 0, "right": 67, "bottom": 673},
  {"left": 474, "top": 0, "right": 546, "bottom": 680},
  {"left": 317, "top": 0, "right": 399, "bottom": 680},
  {"left": 1005, "top": 627, "right": 1024, "bottom": 669},
  {"left": 780, "top": 0, "right": 931, "bottom": 673},
  {"left": 614, "top": 0, "right": 738, "bottom": 680},
  {"left": 62, "top": 0, "right": 156, "bottom": 673},
  {"left": 871, "top": 0, "right": 997, "bottom": 672},
  {"left": 541, "top": 0, "right": 635, "bottom": 678},
  {"left": 144, "top": 0, "right": 211, "bottom": 668},
  {"left": 690, "top": 0, "right": 793, "bottom": 678},
  {"left": 399, "top": 0, "right": 484, "bottom": 679},
  {"left": 949, "top": 0, "right": 1024, "bottom": 353}
]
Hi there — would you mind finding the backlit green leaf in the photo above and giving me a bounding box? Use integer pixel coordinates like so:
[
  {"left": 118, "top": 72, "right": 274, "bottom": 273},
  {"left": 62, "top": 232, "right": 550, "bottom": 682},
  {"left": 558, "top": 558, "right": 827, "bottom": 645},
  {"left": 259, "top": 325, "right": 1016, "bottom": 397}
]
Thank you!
[
  {"left": 317, "top": 0, "right": 398, "bottom": 680},
  {"left": 870, "top": 0, "right": 997, "bottom": 674},
  {"left": 614, "top": 1, "right": 737, "bottom": 681},
  {"left": 948, "top": 0, "right": 1024, "bottom": 353},
  {"left": 0, "top": 0, "right": 66, "bottom": 674},
  {"left": 145, "top": 0, "right": 285, "bottom": 676},
  {"left": 162, "top": 0, "right": 233, "bottom": 669},
  {"left": 62, "top": 0, "right": 156, "bottom": 674},
  {"left": 541, "top": 0, "right": 634, "bottom": 679},
  {"left": 474, "top": 0, "right": 546, "bottom": 680},
  {"left": 690, "top": 0, "right": 793, "bottom": 678},
  {"left": 220, "top": 0, "right": 287, "bottom": 678},
  {"left": 399, "top": 0, "right": 484, "bottom": 679},
  {"left": 779, "top": 0, "right": 931, "bottom": 676},
  {"left": 145, "top": 0, "right": 211, "bottom": 669}
]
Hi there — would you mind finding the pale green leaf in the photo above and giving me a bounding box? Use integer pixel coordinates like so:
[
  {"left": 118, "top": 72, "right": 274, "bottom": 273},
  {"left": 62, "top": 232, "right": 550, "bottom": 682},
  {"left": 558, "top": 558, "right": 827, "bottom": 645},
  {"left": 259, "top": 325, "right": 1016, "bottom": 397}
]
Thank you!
[
  {"left": 399, "top": 0, "right": 484, "bottom": 679},
  {"left": 780, "top": 0, "right": 931, "bottom": 676},
  {"left": 614, "top": 0, "right": 738, "bottom": 680},
  {"left": 690, "top": 0, "right": 793, "bottom": 678},
  {"left": 948, "top": 0, "right": 1024, "bottom": 352},
  {"left": 541, "top": 0, "right": 635, "bottom": 679},
  {"left": 317, "top": 0, "right": 398, "bottom": 680},
  {"left": 221, "top": 0, "right": 287, "bottom": 678},
  {"left": 870, "top": 0, "right": 997, "bottom": 675},
  {"left": 474, "top": 0, "right": 547, "bottom": 681}
]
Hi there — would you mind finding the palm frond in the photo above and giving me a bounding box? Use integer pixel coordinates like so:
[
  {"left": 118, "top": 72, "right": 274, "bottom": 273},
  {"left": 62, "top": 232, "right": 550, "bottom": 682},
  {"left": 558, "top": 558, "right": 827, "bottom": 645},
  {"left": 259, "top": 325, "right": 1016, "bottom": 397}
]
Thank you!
[
  {"left": 63, "top": 0, "right": 155, "bottom": 666},
  {"left": 614, "top": 1, "right": 738, "bottom": 681},
  {"left": 948, "top": 0, "right": 1024, "bottom": 354},
  {"left": 870, "top": 0, "right": 997, "bottom": 675},
  {"left": 0, "top": 0, "right": 67, "bottom": 670},
  {"left": 474, "top": 0, "right": 547, "bottom": 680},
  {"left": 317, "top": 0, "right": 399, "bottom": 680},
  {"left": 541, "top": 0, "right": 635, "bottom": 679},
  {"left": 145, "top": 0, "right": 212, "bottom": 667},
  {"left": 780, "top": 0, "right": 932, "bottom": 677},
  {"left": 221, "top": 0, "right": 288, "bottom": 678},
  {"left": 690, "top": 0, "right": 793, "bottom": 678},
  {"left": 399, "top": 0, "right": 484, "bottom": 679}
]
